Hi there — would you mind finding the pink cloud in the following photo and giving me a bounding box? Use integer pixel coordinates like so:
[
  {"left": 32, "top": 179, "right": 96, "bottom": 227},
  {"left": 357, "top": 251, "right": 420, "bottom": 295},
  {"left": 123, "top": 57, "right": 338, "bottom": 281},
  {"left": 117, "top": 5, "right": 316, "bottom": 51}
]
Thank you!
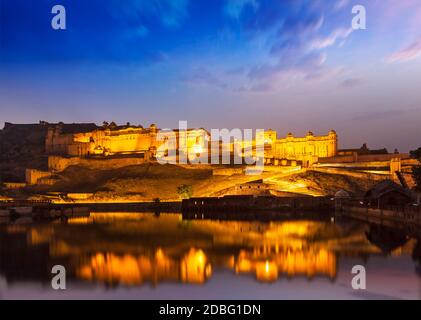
[
  {"left": 339, "top": 78, "right": 364, "bottom": 89},
  {"left": 386, "top": 37, "right": 421, "bottom": 63},
  {"left": 333, "top": 0, "right": 349, "bottom": 11},
  {"left": 376, "top": 0, "right": 421, "bottom": 31},
  {"left": 311, "top": 28, "right": 353, "bottom": 49}
]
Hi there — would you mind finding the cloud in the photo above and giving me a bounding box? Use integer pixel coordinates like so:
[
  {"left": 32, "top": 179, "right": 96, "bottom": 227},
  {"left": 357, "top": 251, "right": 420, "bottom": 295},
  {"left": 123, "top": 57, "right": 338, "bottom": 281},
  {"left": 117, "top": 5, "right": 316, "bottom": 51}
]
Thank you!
[
  {"left": 311, "top": 28, "right": 353, "bottom": 49},
  {"left": 241, "top": 0, "right": 308, "bottom": 34},
  {"left": 339, "top": 78, "right": 364, "bottom": 88},
  {"left": 351, "top": 108, "right": 416, "bottom": 122},
  {"left": 280, "top": 13, "right": 324, "bottom": 37},
  {"left": 236, "top": 82, "right": 273, "bottom": 92},
  {"left": 0, "top": 0, "right": 191, "bottom": 63},
  {"left": 142, "top": 51, "right": 169, "bottom": 64},
  {"left": 333, "top": 0, "right": 349, "bottom": 11},
  {"left": 158, "top": 0, "right": 190, "bottom": 27},
  {"left": 225, "top": 66, "right": 246, "bottom": 75},
  {"left": 224, "top": 0, "right": 259, "bottom": 19},
  {"left": 244, "top": 3, "right": 327, "bottom": 82},
  {"left": 110, "top": 0, "right": 190, "bottom": 28},
  {"left": 135, "top": 25, "right": 149, "bottom": 38},
  {"left": 249, "top": 52, "right": 327, "bottom": 80},
  {"left": 224, "top": 0, "right": 354, "bottom": 92},
  {"left": 386, "top": 37, "right": 421, "bottom": 63},
  {"left": 181, "top": 67, "right": 228, "bottom": 90}
]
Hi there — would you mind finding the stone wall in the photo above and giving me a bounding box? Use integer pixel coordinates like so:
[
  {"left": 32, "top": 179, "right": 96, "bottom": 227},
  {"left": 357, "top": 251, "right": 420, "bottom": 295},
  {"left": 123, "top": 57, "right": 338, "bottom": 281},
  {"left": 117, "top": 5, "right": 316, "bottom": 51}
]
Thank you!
[
  {"left": 26, "top": 169, "right": 51, "bottom": 185},
  {"left": 318, "top": 153, "right": 410, "bottom": 164},
  {"left": 48, "top": 156, "right": 81, "bottom": 172},
  {"left": 67, "top": 193, "right": 94, "bottom": 200},
  {"left": 341, "top": 205, "right": 421, "bottom": 226},
  {"left": 311, "top": 167, "right": 388, "bottom": 181},
  {"left": 3, "top": 182, "right": 27, "bottom": 189},
  {"left": 182, "top": 195, "right": 333, "bottom": 212},
  {"left": 48, "top": 155, "right": 147, "bottom": 172},
  {"left": 212, "top": 168, "right": 244, "bottom": 176}
]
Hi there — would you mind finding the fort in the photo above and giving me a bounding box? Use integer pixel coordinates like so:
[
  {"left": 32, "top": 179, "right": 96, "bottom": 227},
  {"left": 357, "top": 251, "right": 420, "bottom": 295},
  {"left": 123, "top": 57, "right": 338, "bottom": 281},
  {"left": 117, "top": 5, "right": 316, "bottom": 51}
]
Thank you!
[
  {"left": 0, "top": 121, "right": 418, "bottom": 202},
  {"left": 43, "top": 121, "right": 338, "bottom": 166},
  {"left": 45, "top": 122, "right": 205, "bottom": 158},
  {"left": 262, "top": 129, "right": 337, "bottom": 166}
]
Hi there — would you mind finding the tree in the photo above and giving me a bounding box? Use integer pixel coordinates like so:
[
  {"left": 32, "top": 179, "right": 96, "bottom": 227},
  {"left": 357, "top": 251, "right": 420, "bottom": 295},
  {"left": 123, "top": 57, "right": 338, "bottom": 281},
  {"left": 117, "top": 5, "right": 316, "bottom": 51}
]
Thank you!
[
  {"left": 176, "top": 184, "right": 193, "bottom": 199},
  {"left": 410, "top": 147, "right": 421, "bottom": 160},
  {"left": 410, "top": 147, "right": 421, "bottom": 191}
]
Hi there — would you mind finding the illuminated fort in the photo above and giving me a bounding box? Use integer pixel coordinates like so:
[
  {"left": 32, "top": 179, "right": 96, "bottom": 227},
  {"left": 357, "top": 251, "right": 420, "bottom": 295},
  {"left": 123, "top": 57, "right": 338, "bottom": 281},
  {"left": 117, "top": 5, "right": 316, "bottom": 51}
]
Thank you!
[
  {"left": 44, "top": 122, "right": 338, "bottom": 167},
  {"left": 2, "top": 121, "right": 411, "bottom": 188},
  {"left": 45, "top": 122, "right": 207, "bottom": 159},
  {"left": 263, "top": 129, "right": 338, "bottom": 167}
]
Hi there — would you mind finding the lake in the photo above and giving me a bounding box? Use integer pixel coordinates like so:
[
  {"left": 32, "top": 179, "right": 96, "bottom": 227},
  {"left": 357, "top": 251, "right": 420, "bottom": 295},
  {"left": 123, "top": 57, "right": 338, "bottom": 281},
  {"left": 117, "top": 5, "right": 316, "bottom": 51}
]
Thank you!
[{"left": 0, "top": 212, "right": 420, "bottom": 299}]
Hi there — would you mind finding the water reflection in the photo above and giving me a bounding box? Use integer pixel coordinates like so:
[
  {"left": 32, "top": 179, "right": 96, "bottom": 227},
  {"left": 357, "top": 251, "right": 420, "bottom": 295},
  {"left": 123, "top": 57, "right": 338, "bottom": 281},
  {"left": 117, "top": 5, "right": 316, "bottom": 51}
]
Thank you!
[
  {"left": 77, "top": 248, "right": 212, "bottom": 286},
  {"left": 0, "top": 213, "right": 420, "bottom": 288}
]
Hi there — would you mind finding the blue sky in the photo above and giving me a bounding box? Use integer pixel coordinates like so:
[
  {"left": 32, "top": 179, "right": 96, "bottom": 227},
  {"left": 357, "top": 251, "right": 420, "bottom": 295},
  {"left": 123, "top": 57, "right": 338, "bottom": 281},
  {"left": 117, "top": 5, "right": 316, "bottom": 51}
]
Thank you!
[{"left": 1, "top": 0, "right": 421, "bottom": 151}]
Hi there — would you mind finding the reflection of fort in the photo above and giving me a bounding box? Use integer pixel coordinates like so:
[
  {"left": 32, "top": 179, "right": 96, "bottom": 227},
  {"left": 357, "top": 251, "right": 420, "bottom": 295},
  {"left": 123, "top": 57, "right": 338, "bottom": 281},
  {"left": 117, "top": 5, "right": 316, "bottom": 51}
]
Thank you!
[
  {"left": 77, "top": 249, "right": 212, "bottom": 286},
  {"left": 0, "top": 213, "right": 419, "bottom": 287},
  {"left": 233, "top": 248, "right": 336, "bottom": 282},
  {"left": 75, "top": 246, "right": 336, "bottom": 285}
]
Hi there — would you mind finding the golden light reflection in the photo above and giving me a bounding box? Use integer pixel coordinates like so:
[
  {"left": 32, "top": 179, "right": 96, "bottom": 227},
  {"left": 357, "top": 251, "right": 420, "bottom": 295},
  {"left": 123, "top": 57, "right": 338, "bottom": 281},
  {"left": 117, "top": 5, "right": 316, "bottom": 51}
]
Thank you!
[
  {"left": 67, "top": 217, "right": 90, "bottom": 224},
  {"left": 181, "top": 248, "right": 212, "bottom": 284},
  {"left": 29, "top": 228, "right": 54, "bottom": 245},
  {"left": 77, "top": 248, "right": 211, "bottom": 286},
  {"left": 78, "top": 253, "right": 143, "bottom": 285},
  {"left": 255, "top": 260, "right": 278, "bottom": 282},
  {"left": 235, "top": 247, "right": 336, "bottom": 281},
  {"left": 76, "top": 245, "right": 335, "bottom": 286},
  {"left": 12, "top": 215, "right": 415, "bottom": 287}
]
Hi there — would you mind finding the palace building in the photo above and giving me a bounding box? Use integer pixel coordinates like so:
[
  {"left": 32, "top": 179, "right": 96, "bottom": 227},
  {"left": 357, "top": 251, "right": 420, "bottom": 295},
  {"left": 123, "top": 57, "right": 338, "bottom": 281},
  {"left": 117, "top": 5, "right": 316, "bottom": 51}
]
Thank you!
[
  {"left": 263, "top": 129, "right": 338, "bottom": 167},
  {"left": 44, "top": 122, "right": 338, "bottom": 166},
  {"left": 46, "top": 122, "right": 159, "bottom": 157},
  {"left": 45, "top": 122, "right": 208, "bottom": 159}
]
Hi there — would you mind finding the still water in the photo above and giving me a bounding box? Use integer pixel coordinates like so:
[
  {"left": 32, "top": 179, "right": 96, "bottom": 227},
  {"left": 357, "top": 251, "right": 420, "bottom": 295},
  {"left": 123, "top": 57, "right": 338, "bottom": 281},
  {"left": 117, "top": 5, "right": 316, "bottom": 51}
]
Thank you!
[{"left": 0, "top": 213, "right": 420, "bottom": 299}]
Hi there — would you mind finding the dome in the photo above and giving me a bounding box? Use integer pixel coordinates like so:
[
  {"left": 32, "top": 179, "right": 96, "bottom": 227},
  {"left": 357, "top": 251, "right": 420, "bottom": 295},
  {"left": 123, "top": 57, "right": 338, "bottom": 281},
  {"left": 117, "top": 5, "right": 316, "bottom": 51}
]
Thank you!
[
  {"left": 334, "top": 190, "right": 350, "bottom": 198},
  {"left": 329, "top": 129, "right": 337, "bottom": 135}
]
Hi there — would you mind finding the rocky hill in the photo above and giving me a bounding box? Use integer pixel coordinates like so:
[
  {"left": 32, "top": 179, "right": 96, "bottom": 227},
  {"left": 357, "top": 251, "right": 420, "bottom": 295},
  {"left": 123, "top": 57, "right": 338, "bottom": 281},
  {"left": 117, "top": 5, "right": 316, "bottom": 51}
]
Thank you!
[
  {"left": 23, "top": 162, "right": 383, "bottom": 202},
  {"left": 0, "top": 122, "right": 49, "bottom": 182}
]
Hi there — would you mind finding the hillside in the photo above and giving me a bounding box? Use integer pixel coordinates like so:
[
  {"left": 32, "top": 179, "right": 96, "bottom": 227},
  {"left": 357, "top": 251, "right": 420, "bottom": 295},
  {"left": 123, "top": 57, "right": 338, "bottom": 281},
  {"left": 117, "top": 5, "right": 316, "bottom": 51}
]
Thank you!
[
  {"left": 269, "top": 170, "right": 381, "bottom": 196},
  {"left": 0, "top": 123, "right": 48, "bottom": 182},
  {"left": 24, "top": 163, "right": 384, "bottom": 202}
]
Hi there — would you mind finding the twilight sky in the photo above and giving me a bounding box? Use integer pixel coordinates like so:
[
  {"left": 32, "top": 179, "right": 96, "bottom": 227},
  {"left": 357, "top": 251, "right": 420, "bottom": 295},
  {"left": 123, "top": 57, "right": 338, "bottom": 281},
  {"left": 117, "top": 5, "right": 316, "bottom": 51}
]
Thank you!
[{"left": 0, "top": 0, "right": 421, "bottom": 151}]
